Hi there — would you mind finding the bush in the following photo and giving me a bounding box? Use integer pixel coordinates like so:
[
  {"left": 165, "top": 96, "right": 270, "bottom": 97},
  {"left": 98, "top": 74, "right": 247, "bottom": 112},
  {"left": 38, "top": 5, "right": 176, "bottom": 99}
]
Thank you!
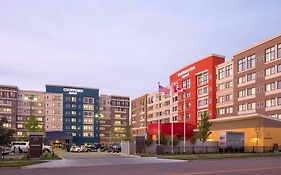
[{"left": 41, "top": 152, "right": 61, "bottom": 160}]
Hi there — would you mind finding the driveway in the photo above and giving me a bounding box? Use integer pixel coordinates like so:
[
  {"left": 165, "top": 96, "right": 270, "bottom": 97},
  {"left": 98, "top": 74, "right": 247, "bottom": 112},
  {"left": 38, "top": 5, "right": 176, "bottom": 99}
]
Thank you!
[{"left": 23, "top": 151, "right": 186, "bottom": 169}]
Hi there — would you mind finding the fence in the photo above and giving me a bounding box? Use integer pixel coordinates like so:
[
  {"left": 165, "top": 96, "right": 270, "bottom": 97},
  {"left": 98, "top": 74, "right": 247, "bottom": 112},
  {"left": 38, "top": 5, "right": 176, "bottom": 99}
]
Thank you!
[{"left": 143, "top": 142, "right": 281, "bottom": 155}]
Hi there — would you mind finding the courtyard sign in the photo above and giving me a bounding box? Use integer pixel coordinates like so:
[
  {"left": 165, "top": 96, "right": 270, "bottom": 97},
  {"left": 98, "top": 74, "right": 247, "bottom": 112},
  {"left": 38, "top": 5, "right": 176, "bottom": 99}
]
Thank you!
[{"left": 63, "top": 88, "right": 84, "bottom": 95}]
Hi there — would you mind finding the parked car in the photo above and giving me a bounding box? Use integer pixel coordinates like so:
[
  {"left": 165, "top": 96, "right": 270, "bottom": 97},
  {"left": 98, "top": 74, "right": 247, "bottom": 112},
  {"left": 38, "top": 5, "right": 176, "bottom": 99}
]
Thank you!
[
  {"left": 101, "top": 144, "right": 109, "bottom": 152},
  {"left": 108, "top": 143, "right": 121, "bottom": 153},
  {"left": 0, "top": 146, "right": 12, "bottom": 155},
  {"left": 86, "top": 144, "right": 101, "bottom": 152},
  {"left": 10, "top": 142, "right": 29, "bottom": 153},
  {"left": 10, "top": 142, "right": 52, "bottom": 153},
  {"left": 70, "top": 146, "right": 81, "bottom": 152},
  {"left": 80, "top": 145, "right": 90, "bottom": 152}
]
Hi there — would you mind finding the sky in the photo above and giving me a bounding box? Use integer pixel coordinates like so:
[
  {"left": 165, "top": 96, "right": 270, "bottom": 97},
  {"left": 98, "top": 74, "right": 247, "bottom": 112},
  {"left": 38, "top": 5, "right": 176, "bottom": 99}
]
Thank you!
[{"left": 0, "top": 0, "right": 281, "bottom": 98}]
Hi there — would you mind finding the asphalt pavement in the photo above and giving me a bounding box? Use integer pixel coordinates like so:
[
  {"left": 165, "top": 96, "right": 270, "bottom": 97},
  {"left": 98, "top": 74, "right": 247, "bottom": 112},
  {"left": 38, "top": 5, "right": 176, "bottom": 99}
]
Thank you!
[{"left": 1, "top": 152, "right": 281, "bottom": 175}]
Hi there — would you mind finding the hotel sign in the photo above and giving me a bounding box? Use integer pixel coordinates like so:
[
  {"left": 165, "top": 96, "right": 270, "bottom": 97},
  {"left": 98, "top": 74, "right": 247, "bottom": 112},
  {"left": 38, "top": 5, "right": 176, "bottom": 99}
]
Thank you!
[
  {"left": 63, "top": 88, "right": 84, "bottom": 95},
  {"left": 177, "top": 66, "right": 195, "bottom": 78}
]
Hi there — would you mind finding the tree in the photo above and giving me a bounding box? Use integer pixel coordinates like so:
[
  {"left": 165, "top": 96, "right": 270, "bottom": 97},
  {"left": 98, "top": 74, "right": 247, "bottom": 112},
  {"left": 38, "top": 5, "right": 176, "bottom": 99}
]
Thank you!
[
  {"left": 122, "top": 124, "right": 132, "bottom": 142},
  {"left": 198, "top": 112, "right": 212, "bottom": 155},
  {"left": 24, "top": 115, "right": 42, "bottom": 132},
  {"left": 108, "top": 128, "right": 121, "bottom": 143},
  {"left": 0, "top": 117, "right": 15, "bottom": 146}
]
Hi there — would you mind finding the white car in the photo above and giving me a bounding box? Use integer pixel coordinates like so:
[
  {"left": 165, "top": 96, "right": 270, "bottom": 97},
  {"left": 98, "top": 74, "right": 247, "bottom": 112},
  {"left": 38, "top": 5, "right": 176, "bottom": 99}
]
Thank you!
[
  {"left": 11, "top": 142, "right": 29, "bottom": 153},
  {"left": 70, "top": 146, "right": 81, "bottom": 152},
  {"left": 10, "top": 142, "right": 52, "bottom": 153}
]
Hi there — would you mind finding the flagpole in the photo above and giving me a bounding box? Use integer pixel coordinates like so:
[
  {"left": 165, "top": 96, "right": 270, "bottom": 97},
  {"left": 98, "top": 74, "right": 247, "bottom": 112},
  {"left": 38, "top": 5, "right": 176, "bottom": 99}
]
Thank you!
[
  {"left": 183, "top": 90, "right": 186, "bottom": 153},
  {"left": 158, "top": 82, "right": 161, "bottom": 145},
  {"left": 171, "top": 84, "right": 174, "bottom": 154}
]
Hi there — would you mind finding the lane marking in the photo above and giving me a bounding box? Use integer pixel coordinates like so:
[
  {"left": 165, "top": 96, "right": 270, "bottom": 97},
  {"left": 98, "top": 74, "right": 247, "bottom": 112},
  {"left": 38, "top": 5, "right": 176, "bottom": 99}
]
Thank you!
[{"left": 169, "top": 166, "right": 281, "bottom": 175}]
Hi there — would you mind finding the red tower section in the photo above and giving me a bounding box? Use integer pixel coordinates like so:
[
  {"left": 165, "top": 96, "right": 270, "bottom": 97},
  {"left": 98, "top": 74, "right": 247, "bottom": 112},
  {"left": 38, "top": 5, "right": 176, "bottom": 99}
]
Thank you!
[{"left": 170, "top": 54, "right": 225, "bottom": 128}]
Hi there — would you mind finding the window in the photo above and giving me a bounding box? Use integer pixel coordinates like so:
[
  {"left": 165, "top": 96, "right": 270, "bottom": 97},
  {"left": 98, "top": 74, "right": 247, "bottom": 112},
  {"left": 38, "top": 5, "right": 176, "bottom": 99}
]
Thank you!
[
  {"left": 182, "top": 79, "right": 191, "bottom": 88},
  {"left": 238, "top": 58, "right": 246, "bottom": 72},
  {"left": 238, "top": 90, "right": 246, "bottom": 98},
  {"left": 278, "top": 44, "right": 281, "bottom": 58},
  {"left": 277, "top": 81, "right": 281, "bottom": 89},
  {"left": 72, "top": 97, "right": 76, "bottom": 102},
  {"left": 198, "top": 87, "right": 208, "bottom": 95},
  {"left": 225, "top": 65, "right": 232, "bottom": 77},
  {"left": 277, "top": 64, "right": 281, "bottom": 73},
  {"left": 218, "top": 68, "right": 225, "bottom": 80},
  {"left": 218, "top": 96, "right": 224, "bottom": 103},
  {"left": 17, "top": 124, "right": 23, "bottom": 128},
  {"left": 238, "top": 76, "right": 246, "bottom": 84},
  {"left": 226, "top": 107, "right": 233, "bottom": 114},
  {"left": 247, "top": 55, "right": 256, "bottom": 69},
  {"left": 266, "top": 99, "right": 276, "bottom": 107},
  {"left": 198, "top": 72, "right": 208, "bottom": 86},
  {"left": 247, "top": 73, "right": 255, "bottom": 81},
  {"left": 277, "top": 97, "right": 281, "bottom": 106},
  {"left": 265, "top": 66, "right": 276, "bottom": 76},
  {"left": 198, "top": 98, "right": 208, "bottom": 106},
  {"left": 225, "top": 81, "right": 232, "bottom": 88},
  {"left": 247, "top": 88, "right": 255, "bottom": 96},
  {"left": 218, "top": 108, "right": 225, "bottom": 115},
  {"left": 238, "top": 104, "right": 246, "bottom": 111},
  {"left": 218, "top": 83, "right": 224, "bottom": 90},
  {"left": 265, "top": 82, "right": 276, "bottom": 92},
  {"left": 225, "top": 94, "right": 232, "bottom": 101},
  {"left": 247, "top": 103, "right": 255, "bottom": 110},
  {"left": 265, "top": 46, "right": 275, "bottom": 62}
]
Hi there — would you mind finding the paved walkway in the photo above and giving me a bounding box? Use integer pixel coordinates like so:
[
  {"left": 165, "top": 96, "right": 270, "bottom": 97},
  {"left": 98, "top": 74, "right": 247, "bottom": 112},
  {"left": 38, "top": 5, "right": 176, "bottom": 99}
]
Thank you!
[{"left": 23, "top": 156, "right": 187, "bottom": 169}]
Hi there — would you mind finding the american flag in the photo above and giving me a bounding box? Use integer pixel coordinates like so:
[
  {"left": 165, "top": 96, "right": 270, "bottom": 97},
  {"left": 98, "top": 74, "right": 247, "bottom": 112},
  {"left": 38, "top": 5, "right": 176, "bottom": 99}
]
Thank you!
[{"left": 158, "top": 84, "right": 170, "bottom": 94}]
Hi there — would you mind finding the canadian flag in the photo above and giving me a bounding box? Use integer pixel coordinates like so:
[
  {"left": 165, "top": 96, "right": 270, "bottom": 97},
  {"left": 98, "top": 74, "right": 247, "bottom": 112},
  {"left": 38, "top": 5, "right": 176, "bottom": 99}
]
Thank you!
[{"left": 173, "top": 84, "right": 184, "bottom": 93}]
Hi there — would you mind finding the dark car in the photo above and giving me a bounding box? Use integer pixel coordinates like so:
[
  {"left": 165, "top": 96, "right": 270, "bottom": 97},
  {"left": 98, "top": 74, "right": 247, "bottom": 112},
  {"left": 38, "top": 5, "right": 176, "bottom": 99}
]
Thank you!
[
  {"left": 86, "top": 144, "right": 101, "bottom": 152},
  {"left": 108, "top": 143, "right": 121, "bottom": 153}
]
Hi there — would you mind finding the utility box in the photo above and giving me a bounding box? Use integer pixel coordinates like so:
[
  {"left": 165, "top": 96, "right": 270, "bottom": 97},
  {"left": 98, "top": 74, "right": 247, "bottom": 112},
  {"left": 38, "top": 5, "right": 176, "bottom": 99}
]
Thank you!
[{"left": 219, "top": 132, "right": 244, "bottom": 148}]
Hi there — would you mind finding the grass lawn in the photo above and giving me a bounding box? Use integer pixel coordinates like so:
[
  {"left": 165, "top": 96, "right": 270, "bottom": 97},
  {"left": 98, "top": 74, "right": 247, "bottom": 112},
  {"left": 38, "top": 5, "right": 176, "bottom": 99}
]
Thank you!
[
  {"left": 157, "top": 152, "right": 281, "bottom": 160},
  {"left": 0, "top": 160, "right": 46, "bottom": 167}
]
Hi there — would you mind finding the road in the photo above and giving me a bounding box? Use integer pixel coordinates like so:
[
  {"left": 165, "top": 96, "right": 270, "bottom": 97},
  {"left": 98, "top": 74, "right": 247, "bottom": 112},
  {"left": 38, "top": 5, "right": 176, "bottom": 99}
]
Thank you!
[{"left": 1, "top": 152, "right": 281, "bottom": 175}]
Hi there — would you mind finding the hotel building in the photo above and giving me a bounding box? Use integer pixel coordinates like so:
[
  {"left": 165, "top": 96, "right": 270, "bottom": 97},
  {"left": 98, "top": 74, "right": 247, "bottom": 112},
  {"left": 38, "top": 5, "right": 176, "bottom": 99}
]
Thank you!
[
  {"left": 16, "top": 90, "right": 64, "bottom": 138},
  {"left": 110, "top": 95, "right": 130, "bottom": 139},
  {"left": 170, "top": 54, "right": 225, "bottom": 127},
  {"left": 99, "top": 94, "right": 112, "bottom": 143},
  {"left": 0, "top": 85, "right": 18, "bottom": 130},
  {"left": 147, "top": 91, "right": 172, "bottom": 125},
  {"left": 46, "top": 85, "right": 100, "bottom": 145},
  {"left": 99, "top": 95, "right": 130, "bottom": 142},
  {"left": 131, "top": 94, "right": 148, "bottom": 137},
  {"left": 232, "top": 34, "right": 281, "bottom": 118}
]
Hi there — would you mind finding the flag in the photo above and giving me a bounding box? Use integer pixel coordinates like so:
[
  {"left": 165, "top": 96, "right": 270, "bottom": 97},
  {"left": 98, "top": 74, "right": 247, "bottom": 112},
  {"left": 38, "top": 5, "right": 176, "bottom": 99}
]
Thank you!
[
  {"left": 159, "top": 84, "right": 170, "bottom": 94},
  {"left": 173, "top": 84, "right": 184, "bottom": 93}
]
